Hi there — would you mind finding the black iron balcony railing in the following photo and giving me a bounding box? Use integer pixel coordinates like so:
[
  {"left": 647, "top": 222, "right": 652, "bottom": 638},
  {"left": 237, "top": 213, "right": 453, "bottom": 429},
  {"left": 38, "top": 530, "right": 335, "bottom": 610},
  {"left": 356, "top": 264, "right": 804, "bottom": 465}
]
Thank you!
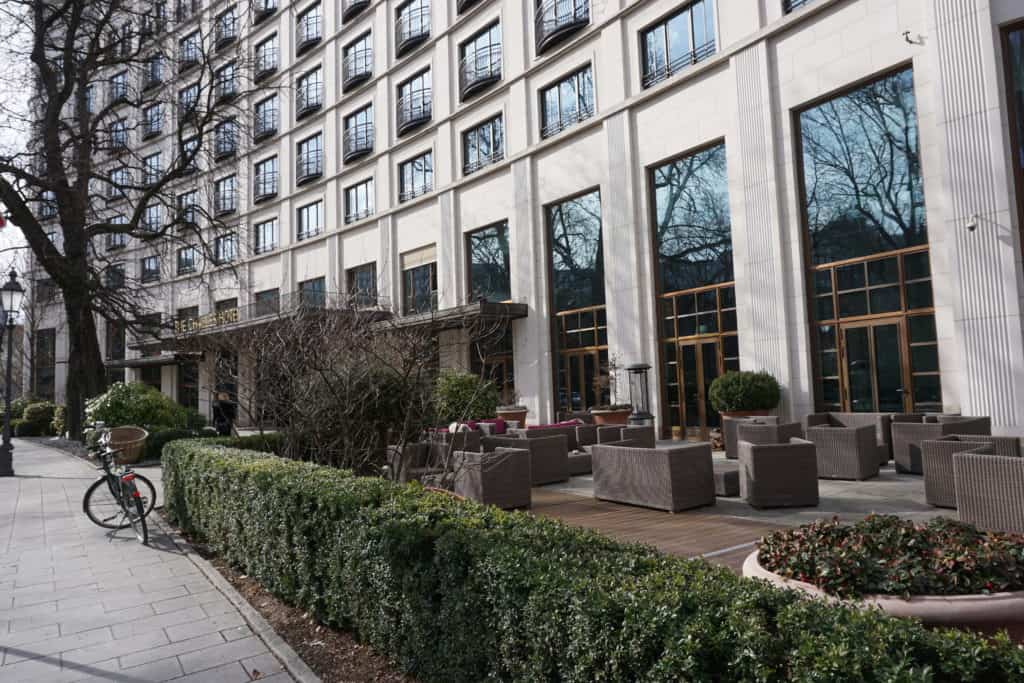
[
  {"left": 459, "top": 44, "right": 501, "bottom": 99},
  {"left": 345, "top": 207, "right": 373, "bottom": 224},
  {"left": 178, "top": 101, "right": 198, "bottom": 123},
  {"left": 541, "top": 101, "right": 594, "bottom": 138},
  {"left": 296, "top": 224, "right": 322, "bottom": 241},
  {"left": 254, "top": 108, "right": 279, "bottom": 141},
  {"left": 143, "top": 66, "right": 163, "bottom": 91},
  {"left": 296, "top": 13, "right": 322, "bottom": 54},
  {"left": 175, "top": 0, "right": 199, "bottom": 22},
  {"left": 342, "top": 47, "right": 373, "bottom": 91},
  {"left": 177, "top": 258, "right": 197, "bottom": 275},
  {"left": 296, "top": 149, "right": 323, "bottom": 183},
  {"left": 641, "top": 40, "right": 715, "bottom": 89},
  {"left": 403, "top": 289, "right": 438, "bottom": 316},
  {"left": 254, "top": 171, "right": 278, "bottom": 201},
  {"left": 214, "top": 241, "right": 237, "bottom": 265},
  {"left": 142, "top": 168, "right": 162, "bottom": 187},
  {"left": 783, "top": 0, "right": 814, "bottom": 13},
  {"left": 176, "top": 205, "right": 199, "bottom": 226},
  {"left": 216, "top": 16, "right": 238, "bottom": 49},
  {"left": 396, "top": 88, "right": 431, "bottom": 135},
  {"left": 142, "top": 118, "right": 162, "bottom": 139},
  {"left": 296, "top": 80, "right": 323, "bottom": 118},
  {"left": 107, "top": 233, "right": 128, "bottom": 250},
  {"left": 214, "top": 187, "right": 238, "bottom": 216},
  {"left": 343, "top": 123, "right": 374, "bottom": 162},
  {"left": 215, "top": 77, "right": 238, "bottom": 103},
  {"left": 253, "top": 238, "right": 277, "bottom": 255},
  {"left": 395, "top": 7, "right": 430, "bottom": 56},
  {"left": 40, "top": 203, "right": 57, "bottom": 219},
  {"left": 255, "top": 47, "right": 279, "bottom": 81},
  {"left": 141, "top": 267, "right": 160, "bottom": 284},
  {"left": 342, "top": 0, "right": 370, "bottom": 22},
  {"left": 464, "top": 148, "right": 503, "bottom": 176},
  {"left": 178, "top": 46, "right": 200, "bottom": 72},
  {"left": 213, "top": 133, "right": 237, "bottom": 160},
  {"left": 141, "top": 213, "right": 162, "bottom": 232},
  {"left": 109, "top": 86, "right": 129, "bottom": 106},
  {"left": 254, "top": 0, "right": 277, "bottom": 24},
  {"left": 398, "top": 179, "right": 431, "bottom": 203},
  {"left": 535, "top": 0, "right": 589, "bottom": 54}
]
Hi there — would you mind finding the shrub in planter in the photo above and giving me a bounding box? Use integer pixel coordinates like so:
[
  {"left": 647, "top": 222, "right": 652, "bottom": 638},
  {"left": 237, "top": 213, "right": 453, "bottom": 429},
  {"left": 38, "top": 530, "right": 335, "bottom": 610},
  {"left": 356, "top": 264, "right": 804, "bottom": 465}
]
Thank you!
[
  {"left": 51, "top": 405, "right": 66, "bottom": 436},
  {"left": 708, "top": 371, "right": 780, "bottom": 414},
  {"left": 162, "top": 442, "right": 1024, "bottom": 682},
  {"left": 433, "top": 371, "right": 500, "bottom": 424},
  {"left": 8, "top": 396, "right": 33, "bottom": 420},
  {"left": 86, "top": 381, "right": 196, "bottom": 431},
  {"left": 16, "top": 401, "right": 57, "bottom": 436}
]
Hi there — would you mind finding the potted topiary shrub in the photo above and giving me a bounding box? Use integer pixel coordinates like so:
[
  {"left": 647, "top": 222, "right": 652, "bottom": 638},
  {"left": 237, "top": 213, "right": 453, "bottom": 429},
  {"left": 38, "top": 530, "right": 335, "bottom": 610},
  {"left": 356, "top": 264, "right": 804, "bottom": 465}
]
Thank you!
[
  {"left": 433, "top": 370, "right": 501, "bottom": 425},
  {"left": 495, "top": 391, "right": 528, "bottom": 427},
  {"left": 708, "top": 370, "right": 780, "bottom": 418}
]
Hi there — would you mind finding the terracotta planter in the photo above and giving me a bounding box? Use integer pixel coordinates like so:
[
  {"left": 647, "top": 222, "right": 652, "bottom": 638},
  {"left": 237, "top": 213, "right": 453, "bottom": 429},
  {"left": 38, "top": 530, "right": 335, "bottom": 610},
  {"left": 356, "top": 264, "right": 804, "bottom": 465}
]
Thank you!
[
  {"left": 495, "top": 407, "right": 528, "bottom": 428},
  {"left": 743, "top": 551, "right": 1024, "bottom": 640},
  {"left": 719, "top": 409, "right": 771, "bottom": 419},
  {"left": 590, "top": 408, "right": 632, "bottom": 426}
]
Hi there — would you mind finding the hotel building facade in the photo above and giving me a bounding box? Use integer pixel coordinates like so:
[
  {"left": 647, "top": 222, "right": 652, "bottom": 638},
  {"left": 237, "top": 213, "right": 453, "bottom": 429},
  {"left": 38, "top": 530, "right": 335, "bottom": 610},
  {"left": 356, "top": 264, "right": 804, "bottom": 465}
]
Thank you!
[{"left": 28, "top": 0, "right": 1024, "bottom": 438}]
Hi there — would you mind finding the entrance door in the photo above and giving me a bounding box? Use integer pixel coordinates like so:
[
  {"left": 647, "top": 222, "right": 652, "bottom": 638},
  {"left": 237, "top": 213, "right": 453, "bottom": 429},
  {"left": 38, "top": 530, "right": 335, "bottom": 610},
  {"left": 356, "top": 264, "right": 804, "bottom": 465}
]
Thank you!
[
  {"left": 558, "top": 350, "right": 602, "bottom": 413},
  {"left": 677, "top": 339, "right": 722, "bottom": 440},
  {"left": 841, "top": 321, "right": 907, "bottom": 413}
]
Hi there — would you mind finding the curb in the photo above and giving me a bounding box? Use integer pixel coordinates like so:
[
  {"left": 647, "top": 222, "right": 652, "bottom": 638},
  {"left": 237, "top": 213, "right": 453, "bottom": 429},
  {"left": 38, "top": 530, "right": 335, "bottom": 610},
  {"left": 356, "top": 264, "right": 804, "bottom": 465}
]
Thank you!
[{"left": 150, "top": 513, "right": 322, "bottom": 683}]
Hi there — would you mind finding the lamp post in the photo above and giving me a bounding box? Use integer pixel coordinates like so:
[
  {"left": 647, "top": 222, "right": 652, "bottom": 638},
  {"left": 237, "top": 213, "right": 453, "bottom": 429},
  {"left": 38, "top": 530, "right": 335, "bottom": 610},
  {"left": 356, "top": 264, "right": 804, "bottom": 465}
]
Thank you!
[
  {"left": 0, "top": 270, "right": 25, "bottom": 477},
  {"left": 626, "top": 363, "right": 654, "bottom": 427}
]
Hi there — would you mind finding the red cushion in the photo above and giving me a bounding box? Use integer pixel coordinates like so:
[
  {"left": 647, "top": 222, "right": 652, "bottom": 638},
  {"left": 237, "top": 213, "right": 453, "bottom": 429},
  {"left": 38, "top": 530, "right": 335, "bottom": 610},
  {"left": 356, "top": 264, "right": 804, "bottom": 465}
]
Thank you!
[
  {"left": 478, "top": 418, "right": 507, "bottom": 435},
  {"left": 466, "top": 420, "right": 479, "bottom": 430}
]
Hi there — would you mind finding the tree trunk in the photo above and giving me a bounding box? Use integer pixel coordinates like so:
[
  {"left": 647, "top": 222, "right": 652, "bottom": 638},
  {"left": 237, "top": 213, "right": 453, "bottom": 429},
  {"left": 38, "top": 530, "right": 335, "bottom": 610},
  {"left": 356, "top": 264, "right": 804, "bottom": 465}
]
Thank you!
[{"left": 64, "top": 295, "right": 107, "bottom": 439}]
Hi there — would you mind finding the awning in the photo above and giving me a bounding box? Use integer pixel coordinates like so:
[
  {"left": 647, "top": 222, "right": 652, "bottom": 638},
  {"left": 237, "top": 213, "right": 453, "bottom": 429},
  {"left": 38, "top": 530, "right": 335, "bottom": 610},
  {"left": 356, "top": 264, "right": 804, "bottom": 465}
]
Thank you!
[
  {"left": 388, "top": 301, "right": 529, "bottom": 331},
  {"left": 105, "top": 352, "right": 203, "bottom": 369}
]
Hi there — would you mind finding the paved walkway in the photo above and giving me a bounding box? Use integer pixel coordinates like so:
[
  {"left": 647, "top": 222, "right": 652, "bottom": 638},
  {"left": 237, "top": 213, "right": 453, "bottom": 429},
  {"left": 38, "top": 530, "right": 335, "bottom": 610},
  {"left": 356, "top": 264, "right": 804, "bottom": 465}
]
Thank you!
[{"left": 0, "top": 440, "right": 296, "bottom": 683}]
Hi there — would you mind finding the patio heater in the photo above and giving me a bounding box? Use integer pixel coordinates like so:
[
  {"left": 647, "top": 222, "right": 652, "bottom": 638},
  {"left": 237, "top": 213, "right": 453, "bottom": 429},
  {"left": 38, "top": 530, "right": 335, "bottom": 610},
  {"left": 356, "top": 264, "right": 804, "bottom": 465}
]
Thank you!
[{"left": 626, "top": 363, "right": 654, "bottom": 426}]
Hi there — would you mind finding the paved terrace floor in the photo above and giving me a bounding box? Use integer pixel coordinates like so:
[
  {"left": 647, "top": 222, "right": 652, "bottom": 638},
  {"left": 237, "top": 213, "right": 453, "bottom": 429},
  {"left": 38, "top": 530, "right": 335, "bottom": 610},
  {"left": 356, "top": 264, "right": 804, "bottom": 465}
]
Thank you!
[
  {"left": 0, "top": 440, "right": 294, "bottom": 683},
  {"left": 535, "top": 448, "right": 950, "bottom": 573}
]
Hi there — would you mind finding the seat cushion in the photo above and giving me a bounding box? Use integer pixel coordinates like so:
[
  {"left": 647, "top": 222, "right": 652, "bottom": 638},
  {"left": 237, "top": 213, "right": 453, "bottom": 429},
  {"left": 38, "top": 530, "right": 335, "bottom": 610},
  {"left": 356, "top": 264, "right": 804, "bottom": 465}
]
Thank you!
[{"left": 713, "top": 461, "right": 740, "bottom": 497}]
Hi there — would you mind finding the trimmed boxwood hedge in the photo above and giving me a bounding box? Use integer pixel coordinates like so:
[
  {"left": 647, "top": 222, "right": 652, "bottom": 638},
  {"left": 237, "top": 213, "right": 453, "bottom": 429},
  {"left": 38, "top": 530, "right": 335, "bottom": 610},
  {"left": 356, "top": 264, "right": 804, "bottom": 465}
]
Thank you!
[{"left": 163, "top": 442, "right": 1024, "bottom": 682}]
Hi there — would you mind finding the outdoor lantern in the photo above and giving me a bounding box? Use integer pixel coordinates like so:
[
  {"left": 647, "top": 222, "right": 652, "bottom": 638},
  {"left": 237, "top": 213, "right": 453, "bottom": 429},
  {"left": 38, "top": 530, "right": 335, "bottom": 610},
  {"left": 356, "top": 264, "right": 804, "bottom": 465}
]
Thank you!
[
  {"left": 627, "top": 363, "right": 654, "bottom": 426},
  {"left": 0, "top": 270, "right": 24, "bottom": 325}
]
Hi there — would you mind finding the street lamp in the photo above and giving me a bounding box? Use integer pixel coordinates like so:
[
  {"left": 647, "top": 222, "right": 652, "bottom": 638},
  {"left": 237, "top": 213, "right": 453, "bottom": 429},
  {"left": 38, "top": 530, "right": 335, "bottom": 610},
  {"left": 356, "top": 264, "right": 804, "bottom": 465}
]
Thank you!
[{"left": 0, "top": 269, "right": 25, "bottom": 477}]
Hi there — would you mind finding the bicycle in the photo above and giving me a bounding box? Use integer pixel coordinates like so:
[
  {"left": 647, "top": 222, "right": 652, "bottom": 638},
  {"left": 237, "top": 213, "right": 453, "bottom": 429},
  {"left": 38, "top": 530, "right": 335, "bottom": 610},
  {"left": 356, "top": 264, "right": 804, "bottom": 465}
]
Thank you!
[{"left": 82, "top": 426, "right": 154, "bottom": 545}]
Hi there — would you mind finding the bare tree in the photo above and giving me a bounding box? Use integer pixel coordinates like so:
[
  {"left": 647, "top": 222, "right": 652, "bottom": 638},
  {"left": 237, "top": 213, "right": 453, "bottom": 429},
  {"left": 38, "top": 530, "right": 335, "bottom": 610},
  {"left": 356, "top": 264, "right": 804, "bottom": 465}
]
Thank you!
[{"left": 0, "top": 0, "right": 276, "bottom": 437}]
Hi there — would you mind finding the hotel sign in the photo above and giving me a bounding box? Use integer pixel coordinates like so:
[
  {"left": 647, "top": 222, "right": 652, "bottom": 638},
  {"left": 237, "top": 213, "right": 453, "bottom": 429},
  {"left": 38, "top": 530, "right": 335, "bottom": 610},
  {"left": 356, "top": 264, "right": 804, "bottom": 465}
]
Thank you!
[{"left": 175, "top": 307, "right": 241, "bottom": 334}]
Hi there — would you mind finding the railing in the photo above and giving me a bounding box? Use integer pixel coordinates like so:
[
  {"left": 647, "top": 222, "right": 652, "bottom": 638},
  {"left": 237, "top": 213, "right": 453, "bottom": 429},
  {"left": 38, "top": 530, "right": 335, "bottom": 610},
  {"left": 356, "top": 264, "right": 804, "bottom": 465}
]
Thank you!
[
  {"left": 535, "top": 0, "right": 589, "bottom": 54},
  {"left": 396, "top": 88, "right": 431, "bottom": 135},
  {"left": 213, "top": 132, "right": 237, "bottom": 160},
  {"left": 255, "top": 47, "right": 279, "bottom": 80},
  {"left": 395, "top": 7, "right": 430, "bottom": 56},
  {"left": 342, "top": 47, "right": 373, "bottom": 90},
  {"left": 345, "top": 207, "right": 373, "bottom": 224},
  {"left": 457, "top": 0, "right": 481, "bottom": 13},
  {"left": 214, "top": 187, "right": 238, "bottom": 215},
  {"left": 40, "top": 203, "right": 57, "bottom": 219},
  {"left": 296, "top": 80, "right": 323, "bottom": 117},
  {"left": 296, "top": 12, "right": 322, "bottom": 53},
  {"left": 254, "top": 0, "right": 277, "bottom": 23},
  {"left": 296, "top": 225, "right": 322, "bottom": 241},
  {"left": 296, "top": 149, "right": 323, "bottom": 183},
  {"left": 343, "top": 123, "right": 374, "bottom": 162},
  {"left": 142, "top": 67, "right": 163, "bottom": 91},
  {"left": 459, "top": 44, "right": 501, "bottom": 99},
  {"left": 783, "top": 0, "right": 814, "bottom": 12},
  {"left": 141, "top": 214, "right": 162, "bottom": 232},
  {"left": 403, "top": 289, "right": 438, "bottom": 316},
  {"left": 141, "top": 268, "right": 160, "bottom": 284},
  {"left": 107, "top": 234, "right": 127, "bottom": 250},
  {"left": 398, "top": 180, "right": 431, "bottom": 203},
  {"left": 177, "top": 259, "right": 197, "bottom": 275},
  {"left": 641, "top": 40, "right": 715, "bottom": 89},
  {"left": 215, "top": 77, "right": 238, "bottom": 102},
  {"left": 254, "top": 107, "right": 279, "bottom": 141},
  {"left": 175, "top": 0, "right": 199, "bottom": 22},
  {"left": 254, "top": 171, "right": 278, "bottom": 200},
  {"left": 464, "top": 148, "right": 503, "bottom": 176},
  {"left": 541, "top": 101, "right": 594, "bottom": 138},
  {"left": 215, "top": 15, "right": 238, "bottom": 48},
  {"left": 253, "top": 238, "right": 277, "bottom": 255},
  {"left": 142, "top": 168, "right": 162, "bottom": 187},
  {"left": 109, "top": 86, "right": 129, "bottom": 105},
  {"left": 342, "top": 0, "right": 370, "bottom": 21},
  {"left": 178, "top": 46, "right": 200, "bottom": 71}
]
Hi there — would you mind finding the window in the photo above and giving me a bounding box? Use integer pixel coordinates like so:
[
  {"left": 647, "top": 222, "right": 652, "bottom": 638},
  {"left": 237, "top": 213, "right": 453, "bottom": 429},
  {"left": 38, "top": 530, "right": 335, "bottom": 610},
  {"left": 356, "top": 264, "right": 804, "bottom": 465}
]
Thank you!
[
  {"left": 179, "top": 31, "right": 200, "bottom": 69},
  {"left": 105, "top": 263, "right": 126, "bottom": 289},
  {"left": 535, "top": 0, "right": 589, "bottom": 53},
  {"left": 85, "top": 85, "right": 95, "bottom": 113},
  {"left": 141, "top": 255, "right": 160, "bottom": 283},
  {"left": 463, "top": 115, "right": 503, "bottom": 175},
  {"left": 398, "top": 151, "right": 432, "bottom": 202},
  {"left": 177, "top": 245, "right": 198, "bottom": 274},
  {"left": 255, "top": 34, "right": 279, "bottom": 78},
  {"left": 343, "top": 104, "right": 374, "bottom": 161},
  {"left": 296, "top": 3, "right": 322, "bottom": 52},
  {"left": 214, "top": 175, "right": 237, "bottom": 215},
  {"left": 296, "top": 200, "right": 324, "bottom": 240},
  {"left": 396, "top": 0, "right": 430, "bottom": 55},
  {"left": 253, "top": 218, "right": 278, "bottom": 254},
  {"left": 459, "top": 22, "right": 501, "bottom": 99},
  {"left": 784, "top": 0, "right": 814, "bottom": 13},
  {"left": 142, "top": 202, "right": 163, "bottom": 232},
  {"left": 214, "top": 234, "right": 237, "bottom": 264},
  {"left": 342, "top": 32, "right": 373, "bottom": 89},
  {"left": 179, "top": 82, "right": 199, "bottom": 118},
  {"left": 178, "top": 362, "right": 199, "bottom": 410},
  {"left": 298, "top": 276, "right": 326, "bottom": 307},
  {"left": 253, "top": 288, "right": 280, "bottom": 316},
  {"left": 40, "top": 191, "right": 57, "bottom": 219},
  {"left": 214, "top": 119, "right": 237, "bottom": 159},
  {"left": 254, "top": 95, "right": 279, "bottom": 140},
  {"left": 254, "top": 156, "right": 278, "bottom": 200},
  {"left": 108, "top": 215, "right": 128, "bottom": 249},
  {"left": 144, "top": 54, "right": 164, "bottom": 89},
  {"left": 143, "top": 152, "right": 162, "bottom": 186},
  {"left": 108, "top": 167, "right": 131, "bottom": 198},
  {"left": 215, "top": 61, "right": 238, "bottom": 100},
  {"left": 137, "top": 313, "right": 163, "bottom": 357},
  {"left": 255, "top": 0, "right": 278, "bottom": 21},
  {"left": 1006, "top": 24, "right": 1024, "bottom": 248},
  {"left": 344, "top": 178, "right": 374, "bottom": 223},
  {"left": 397, "top": 70, "right": 431, "bottom": 134},
  {"left": 296, "top": 67, "right": 323, "bottom": 117},
  {"left": 178, "top": 136, "right": 199, "bottom": 174},
  {"left": 467, "top": 222, "right": 510, "bottom": 302},
  {"left": 110, "top": 71, "right": 129, "bottom": 103},
  {"left": 176, "top": 0, "right": 200, "bottom": 22},
  {"left": 296, "top": 133, "right": 323, "bottom": 182},
  {"left": 216, "top": 6, "right": 237, "bottom": 46},
  {"left": 402, "top": 258, "right": 437, "bottom": 314},
  {"left": 177, "top": 190, "right": 199, "bottom": 225},
  {"left": 641, "top": 0, "right": 715, "bottom": 89},
  {"left": 109, "top": 118, "right": 129, "bottom": 151},
  {"left": 142, "top": 103, "right": 163, "bottom": 138},
  {"left": 541, "top": 66, "right": 594, "bottom": 138},
  {"left": 105, "top": 320, "right": 126, "bottom": 385},
  {"left": 33, "top": 329, "right": 56, "bottom": 401},
  {"left": 346, "top": 262, "right": 377, "bottom": 305}
]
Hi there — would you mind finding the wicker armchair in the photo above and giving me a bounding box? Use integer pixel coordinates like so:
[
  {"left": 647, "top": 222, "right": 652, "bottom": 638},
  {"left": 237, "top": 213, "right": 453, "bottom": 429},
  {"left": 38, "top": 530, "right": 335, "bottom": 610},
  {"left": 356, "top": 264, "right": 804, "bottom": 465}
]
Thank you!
[
  {"left": 953, "top": 447, "right": 1024, "bottom": 534},
  {"left": 591, "top": 442, "right": 714, "bottom": 512},
  {"left": 722, "top": 416, "right": 779, "bottom": 459},
  {"left": 735, "top": 421, "right": 803, "bottom": 446},
  {"left": 921, "top": 435, "right": 1021, "bottom": 508},
  {"left": 594, "top": 425, "right": 657, "bottom": 449},
  {"left": 448, "top": 448, "right": 532, "bottom": 510},
  {"left": 891, "top": 417, "right": 991, "bottom": 474},
  {"left": 392, "top": 431, "right": 482, "bottom": 483},
  {"left": 482, "top": 434, "right": 569, "bottom": 485},
  {"left": 738, "top": 438, "right": 819, "bottom": 509},
  {"left": 507, "top": 425, "right": 579, "bottom": 451},
  {"left": 806, "top": 413, "right": 892, "bottom": 464},
  {"left": 804, "top": 424, "right": 880, "bottom": 480}
]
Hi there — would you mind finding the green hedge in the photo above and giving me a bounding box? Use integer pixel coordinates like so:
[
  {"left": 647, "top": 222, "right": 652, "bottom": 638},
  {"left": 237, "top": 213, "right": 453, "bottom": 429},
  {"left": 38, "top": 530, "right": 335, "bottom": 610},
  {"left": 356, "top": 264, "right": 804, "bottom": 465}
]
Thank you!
[
  {"left": 151, "top": 431, "right": 283, "bottom": 462},
  {"left": 163, "top": 443, "right": 1024, "bottom": 682}
]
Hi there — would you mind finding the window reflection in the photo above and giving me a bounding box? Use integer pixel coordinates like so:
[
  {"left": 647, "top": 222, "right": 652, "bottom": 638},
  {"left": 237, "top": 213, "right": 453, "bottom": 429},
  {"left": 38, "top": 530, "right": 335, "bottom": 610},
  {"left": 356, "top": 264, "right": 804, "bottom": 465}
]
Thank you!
[
  {"left": 548, "top": 190, "right": 603, "bottom": 312},
  {"left": 467, "top": 222, "right": 510, "bottom": 302}
]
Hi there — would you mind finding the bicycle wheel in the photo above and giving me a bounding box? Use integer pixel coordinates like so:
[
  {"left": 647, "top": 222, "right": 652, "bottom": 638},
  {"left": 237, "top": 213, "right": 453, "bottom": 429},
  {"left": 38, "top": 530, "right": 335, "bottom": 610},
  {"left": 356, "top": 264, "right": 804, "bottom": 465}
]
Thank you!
[
  {"left": 131, "top": 473, "right": 157, "bottom": 519},
  {"left": 83, "top": 477, "right": 131, "bottom": 529},
  {"left": 124, "top": 488, "right": 149, "bottom": 545}
]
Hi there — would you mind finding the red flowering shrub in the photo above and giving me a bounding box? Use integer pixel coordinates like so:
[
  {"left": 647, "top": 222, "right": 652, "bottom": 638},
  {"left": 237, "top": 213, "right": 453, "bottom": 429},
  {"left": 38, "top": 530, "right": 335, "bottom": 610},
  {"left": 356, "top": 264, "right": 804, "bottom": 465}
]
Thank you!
[{"left": 757, "top": 515, "right": 1024, "bottom": 598}]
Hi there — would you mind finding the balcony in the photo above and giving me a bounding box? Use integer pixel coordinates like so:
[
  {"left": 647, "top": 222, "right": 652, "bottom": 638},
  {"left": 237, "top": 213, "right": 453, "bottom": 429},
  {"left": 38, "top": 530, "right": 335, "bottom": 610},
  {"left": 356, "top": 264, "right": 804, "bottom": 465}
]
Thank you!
[
  {"left": 254, "top": 48, "right": 279, "bottom": 82},
  {"left": 345, "top": 207, "right": 372, "bottom": 224},
  {"left": 178, "top": 49, "right": 199, "bottom": 73},
  {"left": 214, "top": 188, "right": 238, "bottom": 216},
  {"left": 342, "top": 0, "right": 369, "bottom": 22},
  {"left": 213, "top": 135, "right": 237, "bottom": 161},
  {"left": 175, "top": 0, "right": 199, "bottom": 23},
  {"left": 296, "top": 14, "right": 322, "bottom": 55},
  {"left": 541, "top": 101, "right": 594, "bottom": 138},
  {"left": 342, "top": 123, "right": 374, "bottom": 162},
  {"left": 464, "top": 148, "right": 503, "bottom": 176},
  {"left": 296, "top": 149, "right": 323, "bottom": 184},
  {"left": 109, "top": 88, "right": 129, "bottom": 107},
  {"left": 215, "top": 19, "right": 238, "bottom": 50},
  {"left": 296, "top": 81, "right": 323, "bottom": 119},
  {"left": 641, "top": 40, "right": 715, "bottom": 89},
  {"left": 215, "top": 78, "right": 238, "bottom": 103},
  {"left": 396, "top": 88, "right": 431, "bottom": 136},
  {"left": 254, "top": 171, "right": 278, "bottom": 202},
  {"left": 254, "top": 109, "right": 279, "bottom": 142},
  {"left": 535, "top": 0, "right": 589, "bottom": 54},
  {"left": 459, "top": 44, "right": 501, "bottom": 100},
  {"left": 342, "top": 47, "right": 372, "bottom": 91},
  {"left": 398, "top": 179, "right": 431, "bottom": 203},
  {"left": 142, "top": 121, "right": 162, "bottom": 140},
  {"left": 395, "top": 8, "right": 430, "bottom": 57},
  {"left": 254, "top": 0, "right": 277, "bottom": 24},
  {"left": 142, "top": 71, "right": 163, "bottom": 92}
]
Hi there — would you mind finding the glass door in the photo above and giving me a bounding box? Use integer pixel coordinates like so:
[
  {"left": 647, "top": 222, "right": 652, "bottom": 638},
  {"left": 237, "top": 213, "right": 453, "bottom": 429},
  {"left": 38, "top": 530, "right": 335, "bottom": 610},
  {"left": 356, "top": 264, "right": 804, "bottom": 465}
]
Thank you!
[
  {"left": 557, "top": 349, "right": 607, "bottom": 413},
  {"left": 676, "top": 339, "right": 722, "bottom": 440},
  {"left": 841, "top": 320, "right": 908, "bottom": 413}
]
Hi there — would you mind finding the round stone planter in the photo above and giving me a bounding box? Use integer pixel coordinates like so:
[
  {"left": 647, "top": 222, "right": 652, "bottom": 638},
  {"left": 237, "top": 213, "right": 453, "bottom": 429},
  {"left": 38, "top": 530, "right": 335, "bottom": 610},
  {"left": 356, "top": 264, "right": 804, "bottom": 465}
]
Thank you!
[
  {"left": 743, "top": 551, "right": 1024, "bottom": 639},
  {"left": 590, "top": 409, "right": 632, "bottom": 426},
  {"left": 495, "top": 407, "right": 528, "bottom": 428}
]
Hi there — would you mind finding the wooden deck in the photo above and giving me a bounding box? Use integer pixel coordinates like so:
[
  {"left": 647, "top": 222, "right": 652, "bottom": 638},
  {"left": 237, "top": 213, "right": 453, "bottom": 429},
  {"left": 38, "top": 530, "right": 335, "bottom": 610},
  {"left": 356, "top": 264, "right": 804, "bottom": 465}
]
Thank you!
[{"left": 531, "top": 489, "right": 785, "bottom": 573}]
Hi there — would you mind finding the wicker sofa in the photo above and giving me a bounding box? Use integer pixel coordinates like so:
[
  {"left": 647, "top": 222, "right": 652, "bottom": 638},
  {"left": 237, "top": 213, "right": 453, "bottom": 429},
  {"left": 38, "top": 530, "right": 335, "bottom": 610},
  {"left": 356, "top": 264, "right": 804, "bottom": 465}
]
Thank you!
[
  {"left": 806, "top": 412, "right": 893, "bottom": 465},
  {"left": 594, "top": 425, "right": 657, "bottom": 449},
  {"left": 953, "top": 446, "right": 1024, "bottom": 534},
  {"left": 722, "top": 416, "right": 779, "bottom": 459},
  {"left": 737, "top": 438, "right": 819, "bottom": 509},
  {"left": 804, "top": 423, "right": 880, "bottom": 480},
  {"left": 591, "top": 442, "right": 715, "bottom": 513},
  {"left": 735, "top": 421, "right": 803, "bottom": 447},
  {"left": 482, "top": 434, "right": 569, "bottom": 485},
  {"left": 391, "top": 431, "right": 483, "bottom": 483},
  {"left": 891, "top": 417, "right": 991, "bottom": 474},
  {"left": 444, "top": 447, "right": 532, "bottom": 510},
  {"left": 921, "top": 435, "right": 1021, "bottom": 508},
  {"left": 507, "top": 425, "right": 580, "bottom": 452}
]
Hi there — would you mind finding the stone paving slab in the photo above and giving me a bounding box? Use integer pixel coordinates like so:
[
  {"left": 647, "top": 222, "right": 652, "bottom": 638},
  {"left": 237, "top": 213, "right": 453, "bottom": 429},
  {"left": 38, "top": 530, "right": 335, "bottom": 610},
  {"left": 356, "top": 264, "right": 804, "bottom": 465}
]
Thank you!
[{"left": 0, "top": 439, "right": 303, "bottom": 683}]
